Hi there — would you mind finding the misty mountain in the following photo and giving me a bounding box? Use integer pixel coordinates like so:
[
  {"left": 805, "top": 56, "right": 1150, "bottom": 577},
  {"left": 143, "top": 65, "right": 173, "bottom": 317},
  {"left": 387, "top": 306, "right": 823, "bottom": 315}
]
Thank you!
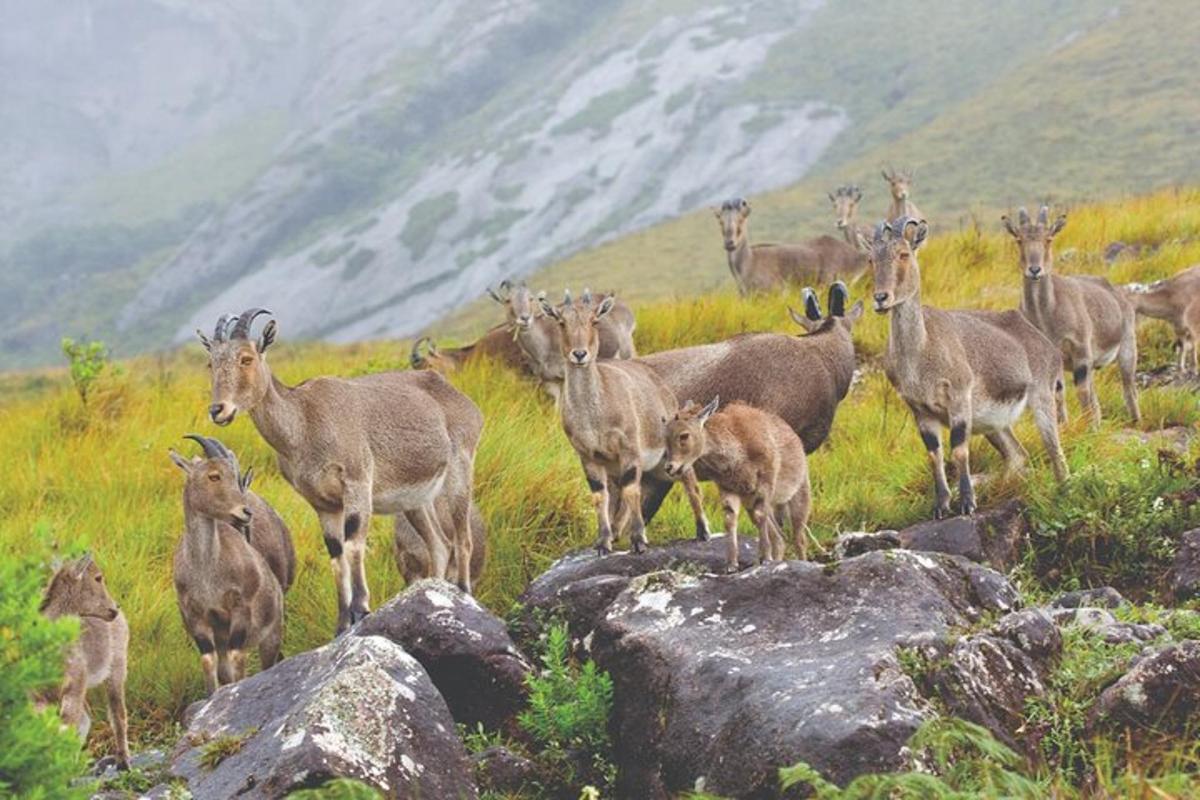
[{"left": 2, "top": 0, "right": 1195, "bottom": 368}]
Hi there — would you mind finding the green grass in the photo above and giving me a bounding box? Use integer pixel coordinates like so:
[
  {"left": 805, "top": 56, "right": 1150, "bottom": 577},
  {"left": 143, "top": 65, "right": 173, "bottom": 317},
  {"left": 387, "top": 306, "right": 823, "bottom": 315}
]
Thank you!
[{"left": 2, "top": 189, "right": 1199, "bottom": 766}]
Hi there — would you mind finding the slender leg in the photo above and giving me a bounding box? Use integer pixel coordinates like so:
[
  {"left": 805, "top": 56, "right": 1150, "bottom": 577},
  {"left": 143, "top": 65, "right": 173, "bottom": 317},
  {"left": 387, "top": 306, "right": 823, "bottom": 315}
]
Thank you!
[
  {"left": 680, "top": 467, "right": 711, "bottom": 541},
  {"left": 1032, "top": 390, "right": 1070, "bottom": 482},
  {"left": 341, "top": 482, "right": 374, "bottom": 624},
  {"left": 1117, "top": 326, "right": 1141, "bottom": 423},
  {"left": 216, "top": 650, "right": 235, "bottom": 686},
  {"left": 585, "top": 461, "right": 615, "bottom": 555},
  {"left": 411, "top": 504, "right": 451, "bottom": 579},
  {"left": 443, "top": 456, "right": 477, "bottom": 593},
  {"left": 105, "top": 676, "right": 130, "bottom": 769},
  {"left": 788, "top": 479, "right": 813, "bottom": 560},
  {"left": 192, "top": 631, "right": 219, "bottom": 694},
  {"left": 616, "top": 465, "right": 648, "bottom": 554},
  {"left": 948, "top": 415, "right": 975, "bottom": 516},
  {"left": 749, "top": 500, "right": 775, "bottom": 564},
  {"left": 721, "top": 493, "right": 742, "bottom": 572},
  {"left": 259, "top": 615, "right": 283, "bottom": 670},
  {"left": 917, "top": 419, "right": 952, "bottom": 520},
  {"left": 1072, "top": 360, "right": 1101, "bottom": 429},
  {"left": 318, "top": 510, "right": 354, "bottom": 635},
  {"left": 58, "top": 672, "right": 90, "bottom": 741},
  {"left": 984, "top": 428, "right": 1028, "bottom": 475}
]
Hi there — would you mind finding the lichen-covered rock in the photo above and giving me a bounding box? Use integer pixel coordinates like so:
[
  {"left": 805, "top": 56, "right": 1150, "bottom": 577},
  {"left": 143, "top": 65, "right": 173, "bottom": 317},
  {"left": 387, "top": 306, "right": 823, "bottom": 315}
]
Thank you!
[
  {"left": 893, "top": 500, "right": 1028, "bottom": 571},
  {"left": 1048, "top": 606, "right": 1166, "bottom": 645},
  {"left": 590, "top": 550, "right": 1020, "bottom": 799},
  {"left": 513, "top": 535, "right": 758, "bottom": 649},
  {"left": 472, "top": 746, "right": 539, "bottom": 795},
  {"left": 1049, "top": 587, "right": 1127, "bottom": 610},
  {"left": 354, "top": 579, "right": 531, "bottom": 730},
  {"left": 1089, "top": 640, "right": 1200, "bottom": 741},
  {"left": 834, "top": 530, "right": 900, "bottom": 559},
  {"left": 170, "top": 635, "right": 477, "bottom": 799},
  {"left": 1170, "top": 529, "right": 1200, "bottom": 602},
  {"left": 928, "top": 609, "right": 1061, "bottom": 752}
]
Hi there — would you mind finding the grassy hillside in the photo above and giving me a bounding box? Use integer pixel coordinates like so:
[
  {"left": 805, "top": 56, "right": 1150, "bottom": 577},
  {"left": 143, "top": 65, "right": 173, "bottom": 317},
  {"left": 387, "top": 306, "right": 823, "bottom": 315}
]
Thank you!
[
  {"left": 2, "top": 191, "right": 1199, "bottom": 775},
  {"left": 437, "top": 0, "right": 1200, "bottom": 340}
]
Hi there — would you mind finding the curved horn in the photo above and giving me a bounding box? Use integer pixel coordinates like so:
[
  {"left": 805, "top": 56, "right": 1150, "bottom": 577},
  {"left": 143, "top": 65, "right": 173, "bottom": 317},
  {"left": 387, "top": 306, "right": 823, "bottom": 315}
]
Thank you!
[
  {"left": 582, "top": 287, "right": 593, "bottom": 306},
  {"left": 1017, "top": 207, "right": 1030, "bottom": 227},
  {"left": 563, "top": 288, "right": 572, "bottom": 306},
  {"left": 1037, "top": 205, "right": 1050, "bottom": 226},
  {"left": 803, "top": 287, "right": 822, "bottom": 321},
  {"left": 230, "top": 308, "right": 272, "bottom": 341},
  {"left": 829, "top": 281, "right": 848, "bottom": 317},
  {"left": 183, "top": 434, "right": 234, "bottom": 463},
  {"left": 410, "top": 336, "right": 431, "bottom": 368},
  {"left": 212, "top": 313, "right": 233, "bottom": 343}
]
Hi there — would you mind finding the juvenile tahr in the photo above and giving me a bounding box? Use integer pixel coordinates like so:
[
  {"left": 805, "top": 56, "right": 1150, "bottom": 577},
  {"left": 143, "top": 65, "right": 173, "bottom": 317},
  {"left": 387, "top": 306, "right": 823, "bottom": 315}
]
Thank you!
[
  {"left": 868, "top": 216, "right": 1069, "bottom": 519},
  {"left": 170, "top": 435, "right": 293, "bottom": 692},
  {"left": 1125, "top": 265, "right": 1200, "bottom": 375},
  {"left": 39, "top": 555, "right": 130, "bottom": 769},
  {"left": 541, "top": 290, "right": 690, "bottom": 555},
  {"left": 409, "top": 327, "right": 527, "bottom": 375},
  {"left": 200, "top": 309, "right": 483, "bottom": 634},
  {"left": 487, "top": 280, "right": 637, "bottom": 397},
  {"left": 828, "top": 185, "right": 871, "bottom": 254},
  {"left": 664, "top": 397, "right": 811, "bottom": 572},
  {"left": 881, "top": 167, "right": 923, "bottom": 222},
  {"left": 1004, "top": 206, "right": 1140, "bottom": 427},
  {"left": 714, "top": 198, "right": 866, "bottom": 294},
  {"left": 637, "top": 282, "right": 861, "bottom": 528}
]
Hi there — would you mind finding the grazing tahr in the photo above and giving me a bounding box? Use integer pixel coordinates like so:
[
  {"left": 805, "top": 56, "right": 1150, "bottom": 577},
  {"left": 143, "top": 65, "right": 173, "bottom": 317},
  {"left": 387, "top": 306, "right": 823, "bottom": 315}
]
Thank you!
[
  {"left": 487, "top": 280, "right": 637, "bottom": 396},
  {"left": 1125, "top": 265, "right": 1200, "bottom": 375},
  {"left": 714, "top": 198, "right": 866, "bottom": 294},
  {"left": 200, "top": 308, "right": 483, "bottom": 634},
  {"left": 170, "top": 435, "right": 293, "bottom": 692},
  {"left": 882, "top": 167, "right": 923, "bottom": 222},
  {"left": 540, "top": 290, "right": 687, "bottom": 555},
  {"left": 1003, "top": 206, "right": 1141, "bottom": 426},
  {"left": 829, "top": 185, "right": 871, "bottom": 253},
  {"left": 638, "top": 282, "right": 861, "bottom": 528},
  {"left": 664, "top": 397, "right": 811, "bottom": 572},
  {"left": 868, "top": 217, "right": 1069, "bottom": 519},
  {"left": 39, "top": 555, "right": 130, "bottom": 770},
  {"left": 409, "top": 326, "right": 527, "bottom": 374}
]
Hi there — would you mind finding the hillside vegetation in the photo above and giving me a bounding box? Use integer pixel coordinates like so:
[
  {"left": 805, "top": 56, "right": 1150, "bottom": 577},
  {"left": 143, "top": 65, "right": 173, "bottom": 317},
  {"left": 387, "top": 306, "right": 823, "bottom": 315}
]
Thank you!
[{"left": 2, "top": 189, "right": 1199, "bottom": 765}]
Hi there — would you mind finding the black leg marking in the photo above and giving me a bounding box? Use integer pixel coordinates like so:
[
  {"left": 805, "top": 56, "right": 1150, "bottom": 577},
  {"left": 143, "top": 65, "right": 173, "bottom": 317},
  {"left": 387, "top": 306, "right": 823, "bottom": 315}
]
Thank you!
[
  {"left": 618, "top": 466, "right": 639, "bottom": 487},
  {"left": 1073, "top": 365, "right": 1089, "bottom": 384},
  {"left": 641, "top": 478, "right": 673, "bottom": 524},
  {"left": 344, "top": 512, "right": 361, "bottom": 539},
  {"left": 949, "top": 423, "right": 968, "bottom": 449},
  {"left": 193, "top": 635, "right": 215, "bottom": 655},
  {"left": 586, "top": 475, "right": 604, "bottom": 492},
  {"left": 323, "top": 535, "right": 344, "bottom": 558},
  {"left": 228, "top": 628, "right": 248, "bottom": 650},
  {"left": 1055, "top": 379, "right": 1064, "bottom": 393},
  {"left": 920, "top": 430, "right": 940, "bottom": 452}
]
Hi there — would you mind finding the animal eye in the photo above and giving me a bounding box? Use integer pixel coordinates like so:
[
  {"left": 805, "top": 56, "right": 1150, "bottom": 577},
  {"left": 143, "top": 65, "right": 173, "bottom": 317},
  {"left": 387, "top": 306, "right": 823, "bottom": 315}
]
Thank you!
[
  {"left": 95, "top": 574, "right": 103, "bottom": 583},
  {"left": 240, "top": 355, "right": 254, "bottom": 366},
  {"left": 679, "top": 432, "right": 690, "bottom": 441},
  {"left": 208, "top": 472, "right": 221, "bottom": 482}
]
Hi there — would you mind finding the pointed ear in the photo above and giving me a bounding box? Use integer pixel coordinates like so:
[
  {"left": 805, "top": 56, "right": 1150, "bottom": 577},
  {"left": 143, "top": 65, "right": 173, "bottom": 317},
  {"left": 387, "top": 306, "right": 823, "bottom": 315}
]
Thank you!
[
  {"left": 828, "top": 281, "right": 848, "bottom": 318},
  {"left": 881, "top": 168, "right": 892, "bottom": 181},
  {"left": 788, "top": 306, "right": 822, "bottom": 334},
  {"left": 699, "top": 395, "right": 720, "bottom": 424},
  {"left": 240, "top": 467, "right": 254, "bottom": 493},
  {"left": 196, "top": 330, "right": 212, "bottom": 352},
  {"left": 259, "top": 320, "right": 277, "bottom": 352},
  {"left": 712, "top": 206, "right": 723, "bottom": 220},
  {"left": 487, "top": 287, "right": 505, "bottom": 305},
  {"left": 595, "top": 295, "right": 615, "bottom": 319},
  {"left": 905, "top": 220, "right": 929, "bottom": 250},
  {"left": 739, "top": 201, "right": 751, "bottom": 218},
  {"left": 844, "top": 300, "right": 865, "bottom": 324},
  {"left": 539, "top": 297, "right": 562, "bottom": 321},
  {"left": 855, "top": 230, "right": 871, "bottom": 252},
  {"left": 828, "top": 192, "right": 836, "bottom": 203},
  {"left": 169, "top": 450, "right": 193, "bottom": 474},
  {"left": 1048, "top": 213, "right": 1067, "bottom": 238}
]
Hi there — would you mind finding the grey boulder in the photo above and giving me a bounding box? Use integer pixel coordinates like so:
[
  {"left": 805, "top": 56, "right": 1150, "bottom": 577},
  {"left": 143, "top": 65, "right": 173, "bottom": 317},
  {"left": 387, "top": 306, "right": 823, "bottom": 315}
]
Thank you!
[
  {"left": 170, "top": 634, "right": 477, "bottom": 799},
  {"left": 1089, "top": 640, "right": 1200, "bottom": 741},
  {"left": 354, "top": 579, "right": 531, "bottom": 730}
]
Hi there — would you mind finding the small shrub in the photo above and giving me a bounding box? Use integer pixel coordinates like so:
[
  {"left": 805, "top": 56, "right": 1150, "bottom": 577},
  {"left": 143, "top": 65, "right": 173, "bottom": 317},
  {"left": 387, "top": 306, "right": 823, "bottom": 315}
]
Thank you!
[
  {"left": 0, "top": 557, "right": 89, "bottom": 799},
  {"left": 60, "top": 336, "right": 110, "bottom": 406},
  {"left": 517, "top": 622, "right": 615, "bottom": 794}
]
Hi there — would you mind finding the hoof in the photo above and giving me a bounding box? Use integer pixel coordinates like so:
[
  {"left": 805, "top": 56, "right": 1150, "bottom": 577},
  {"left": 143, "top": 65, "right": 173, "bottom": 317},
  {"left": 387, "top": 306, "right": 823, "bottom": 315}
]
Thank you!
[
  {"left": 595, "top": 544, "right": 612, "bottom": 556},
  {"left": 724, "top": 563, "right": 740, "bottom": 574},
  {"left": 695, "top": 526, "right": 712, "bottom": 542},
  {"left": 632, "top": 540, "right": 648, "bottom": 555},
  {"left": 349, "top": 608, "right": 370, "bottom": 625}
]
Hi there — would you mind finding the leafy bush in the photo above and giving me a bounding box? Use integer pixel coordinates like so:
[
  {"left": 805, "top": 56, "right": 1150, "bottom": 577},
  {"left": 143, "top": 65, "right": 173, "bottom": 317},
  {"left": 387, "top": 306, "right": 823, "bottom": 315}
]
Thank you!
[
  {"left": 517, "top": 622, "right": 615, "bottom": 795},
  {"left": 61, "top": 337, "right": 110, "bottom": 406},
  {"left": 0, "top": 557, "right": 89, "bottom": 798},
  {"left": 286, "top": 778, "right": 383, "bottom": 799}
]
